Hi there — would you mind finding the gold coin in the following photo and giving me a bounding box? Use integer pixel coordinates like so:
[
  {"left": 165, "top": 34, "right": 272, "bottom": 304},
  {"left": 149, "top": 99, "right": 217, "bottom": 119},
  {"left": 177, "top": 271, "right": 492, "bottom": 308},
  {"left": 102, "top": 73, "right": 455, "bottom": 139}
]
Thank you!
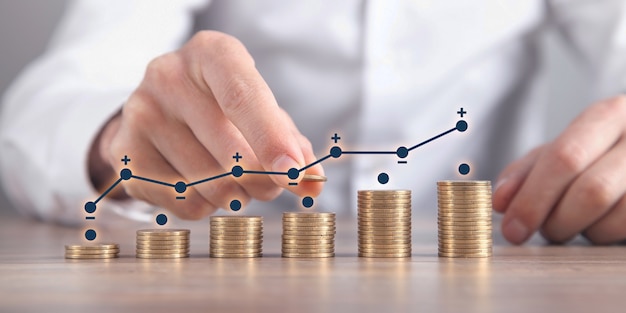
[
  {"left": 282, "top": 252, "right": 334, "bottom": 258},
  {"left": 358, "top": 220, "right": 411, "bottom": 226},
  {"left": 301, "top": 174, "right": 328, "bottom": 182},
  {"left": 438, "top": 252, "right": 491, "bottom": 258},
  {"left": 281, "top": 240, "right": 334, "bottom": 246},
  {"left": 358, "top": 252, "right": 411, "bottom": 258},
  {"left": 65, "top": 254, "right": 119, "bottom": 259},
  {"left": 358, "top": 244, "right": 411, "bottom": 250},
  {"left": 283, "top": 222, "right": 335, "bottom": 228},
  {"left": 283, "top": 212, "right": 335, "bottom": 217},
  {"left": 358, "top": 234, "right": 411, "bottom": 240},
  {"left": 210, "top": 238, "right": 262, "bottom": 243},
  {"left": 210, "top": 249, "right": 262, "bottom": 254},
  {"left": 64, "top": 249, "right": 120, "bottom": 255},
  {"left": 65, "top": 243, "right": 119, "bottom": 250},
  {"left": 136, "top": 253, "right": 190, "bottom": 259},
  {"left": 437, "top": 220, "right": 492, "bottom": 226},
  {"left": 281, "top": 236, "right": 334, "bottom": 242},
  {"left": 358, "top": 189, "right": 411, "bottom": 194},
  {"left": 282, "top": 247, "right": 335, "bottom": 253},
  {"left": 136, "top": 249, "right": 190, "bottom": 255},
  {"left": 358, "top": 239, "right": 411, "bottom": 245},
  {"left": 210, "top": 220, "right": 263, "bottom": 225},
  {"left": 137, "top": 229, "right": 190, "bottom": 236},
  {"left": 210, "top": 253, "right": 262, "bottom": 258}
]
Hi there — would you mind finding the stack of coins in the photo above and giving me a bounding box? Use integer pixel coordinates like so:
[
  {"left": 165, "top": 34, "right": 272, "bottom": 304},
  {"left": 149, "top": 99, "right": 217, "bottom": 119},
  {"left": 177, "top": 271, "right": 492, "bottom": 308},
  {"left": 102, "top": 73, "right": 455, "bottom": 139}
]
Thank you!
[
  {"left": 210, "top": 216, "right": 263, "bottom": 258},
  {"left": 358, "top": 190, "right": 412, "bottom": 258},
  {"left": 65, "top": 243, "right": 119, "bottom": 259},
  {"left": 282, "top": 212, "right": 336, "bottom": 258},
  {"left": 136, "top": 229, "right": 190, "bottom": 259},
  {"left": 437, "top": 181, "right": 492, "bottom": 258}
]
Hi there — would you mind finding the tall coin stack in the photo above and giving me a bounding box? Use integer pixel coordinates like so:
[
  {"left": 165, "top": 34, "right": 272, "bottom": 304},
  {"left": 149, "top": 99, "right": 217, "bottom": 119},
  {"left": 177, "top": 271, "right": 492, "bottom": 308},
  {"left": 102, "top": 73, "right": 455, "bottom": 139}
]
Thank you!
[
  {"left": 282, "top": 212, "right": 336, "bottom": 258},
  {"left": 136, "top": 229, "right": 190, "bottom": 259},
  {"left": 65, "top": 243, "right": 120, "bottom": 259},
  {"left": 437, "top": 181, "right": 492, "bottom": 258},
  {"left": 358, "top": 190, "right": 412, "bottom": 258},
  {"left": 210, "top": 216, "right": 263, "bottom": 258}
]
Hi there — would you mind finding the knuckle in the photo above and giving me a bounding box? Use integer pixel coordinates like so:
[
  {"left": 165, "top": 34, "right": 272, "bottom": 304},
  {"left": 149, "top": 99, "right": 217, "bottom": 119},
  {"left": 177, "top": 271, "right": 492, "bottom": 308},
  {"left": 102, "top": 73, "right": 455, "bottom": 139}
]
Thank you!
[
  {"left": 550, "top": 141, "right": 588, "bottom": 174},
  {"left": 220, "top": 76, "right": 261, "bottom": 117},
  {"left": 143, "top": 53, "right": 187, "bottom": 92},
  {"left": 123, "top": 92, "right": 166, "bottom": 128},
  {"left": 580, "top": 175, "right": 616, "bottom": 209}
]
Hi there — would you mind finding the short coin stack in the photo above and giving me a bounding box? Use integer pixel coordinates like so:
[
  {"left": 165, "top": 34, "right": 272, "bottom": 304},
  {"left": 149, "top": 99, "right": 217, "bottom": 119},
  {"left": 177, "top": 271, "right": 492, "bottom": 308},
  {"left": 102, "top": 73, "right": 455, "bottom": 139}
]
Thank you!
[
  {"left": 65, "top": 243, "right": 119, "bottom": 259},
  {"left": 136, "top": 229, "right": 190, "bottom": 259},
  {"left": 210, "top": 216, "right": 263, "bottom": 258},
  {"left": 282, "top": 212, "right": 336, "bottom": 258},
  {"left": 358, "top": 190, "right": 412, "bottom": 258},
  {"left": 437, "top": 181, "right": 492, "bottom": 258}
]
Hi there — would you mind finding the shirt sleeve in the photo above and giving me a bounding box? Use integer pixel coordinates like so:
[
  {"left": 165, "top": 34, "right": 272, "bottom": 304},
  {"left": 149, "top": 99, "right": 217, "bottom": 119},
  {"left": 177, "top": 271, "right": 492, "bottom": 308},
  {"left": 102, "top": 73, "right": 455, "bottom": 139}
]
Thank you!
[
  {"left": 547, "top": 0, "right": 626, "bottom": 98},
  {"left": 0, "top": 0, "right": 209, "bottom": 225}
]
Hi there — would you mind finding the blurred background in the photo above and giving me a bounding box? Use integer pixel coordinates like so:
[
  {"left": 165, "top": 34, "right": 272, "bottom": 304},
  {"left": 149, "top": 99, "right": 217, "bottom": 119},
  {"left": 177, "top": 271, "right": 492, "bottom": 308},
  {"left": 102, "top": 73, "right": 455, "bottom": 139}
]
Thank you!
[{"left": 0, "top": 0, "right": 590, "bottom": 214}]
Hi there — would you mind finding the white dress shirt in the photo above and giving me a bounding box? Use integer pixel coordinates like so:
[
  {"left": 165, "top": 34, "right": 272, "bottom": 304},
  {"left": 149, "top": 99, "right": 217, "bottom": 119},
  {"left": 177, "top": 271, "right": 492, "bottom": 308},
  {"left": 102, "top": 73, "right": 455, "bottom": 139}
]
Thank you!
[{"left": 1, "top": 0, "right": 625, "bottom": 225}]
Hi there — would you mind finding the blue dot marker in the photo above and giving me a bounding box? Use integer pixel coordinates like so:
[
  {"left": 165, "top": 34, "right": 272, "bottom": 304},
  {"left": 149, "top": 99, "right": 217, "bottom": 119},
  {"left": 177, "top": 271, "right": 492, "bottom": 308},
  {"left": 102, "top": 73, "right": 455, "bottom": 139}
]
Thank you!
[
  {"left": 232, "top": 165, "right": 244, "bottom": 177},
  {"left": 287, "top": 168, "right": 300, "bottom": 180},
  {"left": 458, "top": 163, "right": 470, "bottom": 175},
  {"left": 396, "top": 146, "right": 409, "bottom": 158},
  {"left": 456, "top": 120, "right": 468, "bottom": 132},
  {"left": 330, "top": 146, "right": 342, "bottom": 158},
  {"left": 174, "top": 181, "right": 187, "bottom": 193},
  {"left": 377, "top": 173, "right": 389, "bottom": 184},
  {"left": 120, "top": 168, "right": 132, "bottom": 180},
  {"left": 85, "top": 229, "right": 97, "bottom": 241},
  {"left": 156, "top": 214, "right": 168, "bottom": 225},
  {"left": 302, "top": 196, "right": 314, "bottom": 208},
  {"left": 230, "top": 199, "right": 242, "bottom": 211},
  {"left": 84, "top": 201, "right": 96, "bottom": 214}
]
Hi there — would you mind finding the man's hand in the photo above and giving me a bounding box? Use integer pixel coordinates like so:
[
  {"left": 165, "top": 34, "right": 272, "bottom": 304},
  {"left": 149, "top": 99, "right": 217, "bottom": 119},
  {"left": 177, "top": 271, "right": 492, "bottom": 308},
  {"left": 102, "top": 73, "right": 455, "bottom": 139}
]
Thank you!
[
  {"left": 493, "top": 95, "right": 626, "bottom": 245},
  {"left": 89, "top": 31, "right": 324, "bottom": 219}
]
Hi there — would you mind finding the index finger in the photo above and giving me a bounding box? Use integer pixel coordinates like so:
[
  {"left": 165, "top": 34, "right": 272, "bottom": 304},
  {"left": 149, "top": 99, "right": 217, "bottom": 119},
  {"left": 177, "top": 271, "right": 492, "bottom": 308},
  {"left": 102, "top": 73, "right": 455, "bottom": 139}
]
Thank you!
[{"left": 190, "top": 31, "right": 308, "bottom": 186}]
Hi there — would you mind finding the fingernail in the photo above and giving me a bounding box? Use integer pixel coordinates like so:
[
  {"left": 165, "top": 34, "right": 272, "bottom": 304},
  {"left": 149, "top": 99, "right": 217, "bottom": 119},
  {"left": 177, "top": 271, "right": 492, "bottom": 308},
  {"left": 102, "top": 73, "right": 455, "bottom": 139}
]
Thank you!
[
  {"left": 503, "top": 218, "right": 529, "bottom": 244},
  {"left": 272, "top": 155, "right": 301, "bottom": 176}
]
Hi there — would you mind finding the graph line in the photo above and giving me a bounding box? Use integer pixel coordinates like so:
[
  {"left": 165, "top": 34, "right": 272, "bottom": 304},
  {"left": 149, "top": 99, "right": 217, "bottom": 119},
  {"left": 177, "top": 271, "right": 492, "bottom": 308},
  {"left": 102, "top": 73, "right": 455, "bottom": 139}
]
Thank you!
[{"left": 86, "top": 120, "right": 467, "bottom": 207}]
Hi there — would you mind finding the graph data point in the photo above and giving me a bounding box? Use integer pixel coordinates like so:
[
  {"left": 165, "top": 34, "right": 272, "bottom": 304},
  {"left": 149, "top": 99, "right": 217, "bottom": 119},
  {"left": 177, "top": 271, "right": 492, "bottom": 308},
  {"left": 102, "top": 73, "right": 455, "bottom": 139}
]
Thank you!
[
  {"left": 287, "top": 168, "right": 300, "bottom": 180},
  {"left": 156, "top": 214, "right": 168, "bottom": 225},
  {"left": 85, "top": 229, "right": 97, "bottom": 241},
  {"left": 174, "top": 181, "right": 187, "bottom": 193},
  {"left": 330, "top": 146, "right": 342, "bottom": 158},
  {"left": 458, "top": 163, "right": 470, "bottom": 175},
  {"left": 302, "top": 196, "right": 314, "bottom": 208},
  {"left": 456, "top": 120, "right": 468, "bottom": 132},
  {"left": 396, "top": 146, "right": 409, "bottom": 158},
  {"left": 120, "top": 168, "right": 132, "bottom": 180},
  {"left": 230, "top": 199, "right": 242, "bottom": 211},
  {"left": 377, "top": 173, "right": 389, "bottom": 184},
  {"left": 84, "top": 201, "right": 96, "bottom": 214},
  {"left": 232, "top": 165, "right": 244, "bottom": 177}
]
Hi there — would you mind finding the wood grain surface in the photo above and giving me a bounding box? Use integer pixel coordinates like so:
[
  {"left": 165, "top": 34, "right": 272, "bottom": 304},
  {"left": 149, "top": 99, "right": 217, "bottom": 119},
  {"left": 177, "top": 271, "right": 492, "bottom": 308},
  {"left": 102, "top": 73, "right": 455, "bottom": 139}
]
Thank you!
[{"left": 1, "top": 209, "right": 625, "bottom": 313}]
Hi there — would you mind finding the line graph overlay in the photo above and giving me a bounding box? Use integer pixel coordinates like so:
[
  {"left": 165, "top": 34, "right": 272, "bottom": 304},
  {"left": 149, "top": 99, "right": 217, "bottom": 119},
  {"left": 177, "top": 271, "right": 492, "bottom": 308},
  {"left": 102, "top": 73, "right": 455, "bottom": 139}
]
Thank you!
[{"left": 81, "top": 114, "right": 468, "bottom": 241}]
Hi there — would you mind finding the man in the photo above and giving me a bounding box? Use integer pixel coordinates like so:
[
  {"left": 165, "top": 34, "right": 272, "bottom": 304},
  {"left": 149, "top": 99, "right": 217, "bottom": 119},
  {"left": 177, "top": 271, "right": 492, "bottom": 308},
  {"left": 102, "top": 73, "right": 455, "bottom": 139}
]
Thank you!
[{"left": 1, "top": 0, "right": 626, "bottom": 245}]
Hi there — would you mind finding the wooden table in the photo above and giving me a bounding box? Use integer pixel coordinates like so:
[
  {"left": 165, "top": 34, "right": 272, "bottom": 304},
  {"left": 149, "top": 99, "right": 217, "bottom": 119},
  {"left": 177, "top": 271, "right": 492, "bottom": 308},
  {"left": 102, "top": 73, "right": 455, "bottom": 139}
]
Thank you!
[{"left": 1, "top": 209, "right": 626, "bottom": 313}]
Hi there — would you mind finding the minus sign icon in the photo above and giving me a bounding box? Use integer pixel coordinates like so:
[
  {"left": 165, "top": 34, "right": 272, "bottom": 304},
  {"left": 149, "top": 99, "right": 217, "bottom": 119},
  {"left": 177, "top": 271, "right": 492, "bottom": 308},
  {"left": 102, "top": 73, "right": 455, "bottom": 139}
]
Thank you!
[
  {"left": 397, "top": 161, "right": 408, "bottom": 164},
  {"left": 176, "top": 196, "right": 186, "bottom": 200},
  {"left": 85, "top": 216, "right": 95, "bottom": 220},
  {"left": 288, "top": 182, "right": 298, "bottom": 186}
]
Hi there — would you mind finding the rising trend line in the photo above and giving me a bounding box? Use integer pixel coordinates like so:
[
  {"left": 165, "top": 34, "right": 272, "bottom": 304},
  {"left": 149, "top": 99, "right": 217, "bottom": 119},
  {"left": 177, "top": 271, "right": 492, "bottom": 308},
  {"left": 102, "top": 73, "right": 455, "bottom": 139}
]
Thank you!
[{"left": 88, "top": 120, "right": 467, "bottom": 204}]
